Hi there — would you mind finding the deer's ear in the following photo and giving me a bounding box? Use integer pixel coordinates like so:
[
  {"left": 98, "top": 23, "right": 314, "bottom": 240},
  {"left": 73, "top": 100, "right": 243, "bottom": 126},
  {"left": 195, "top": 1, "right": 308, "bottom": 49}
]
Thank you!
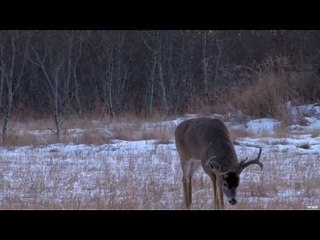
[{"left": 209, "top": 160, "right": 223, "bottom": 172}]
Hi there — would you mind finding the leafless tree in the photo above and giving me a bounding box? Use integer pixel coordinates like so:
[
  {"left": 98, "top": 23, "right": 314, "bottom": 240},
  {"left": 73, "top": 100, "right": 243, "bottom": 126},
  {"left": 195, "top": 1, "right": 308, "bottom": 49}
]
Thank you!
[{"left": 0, "top": 31, "right": 30, "bottom": 145}]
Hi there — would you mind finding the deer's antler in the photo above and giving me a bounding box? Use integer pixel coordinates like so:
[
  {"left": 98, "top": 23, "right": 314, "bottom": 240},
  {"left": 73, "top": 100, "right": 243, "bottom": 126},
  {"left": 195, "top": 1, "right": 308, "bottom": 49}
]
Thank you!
[{"left": 236, "top": 148, "right": 263, "bottom": 175}]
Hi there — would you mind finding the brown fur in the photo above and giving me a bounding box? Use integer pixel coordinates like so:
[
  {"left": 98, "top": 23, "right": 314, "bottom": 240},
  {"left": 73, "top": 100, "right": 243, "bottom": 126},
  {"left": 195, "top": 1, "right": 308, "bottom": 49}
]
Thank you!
[{"left": 175, "top": 117, "right": 262, "bottom": 209}]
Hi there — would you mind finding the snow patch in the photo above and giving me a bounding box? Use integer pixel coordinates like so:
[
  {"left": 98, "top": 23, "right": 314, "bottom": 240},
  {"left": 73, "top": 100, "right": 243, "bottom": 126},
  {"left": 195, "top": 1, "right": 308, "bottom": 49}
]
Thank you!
[{"left": 246, "top": 118, "right": 281, "bottom": 134}]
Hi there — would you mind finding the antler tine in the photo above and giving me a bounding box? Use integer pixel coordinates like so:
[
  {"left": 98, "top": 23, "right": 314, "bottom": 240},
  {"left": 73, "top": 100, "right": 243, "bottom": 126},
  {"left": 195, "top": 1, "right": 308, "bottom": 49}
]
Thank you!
[{"left": 237, "top": 148, "right": 263, "bottom": 175}]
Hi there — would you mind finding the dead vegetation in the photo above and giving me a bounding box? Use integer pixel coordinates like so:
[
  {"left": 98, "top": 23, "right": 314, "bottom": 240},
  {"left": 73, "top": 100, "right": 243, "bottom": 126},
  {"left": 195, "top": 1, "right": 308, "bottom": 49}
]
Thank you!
[
  {"left": 0, "top": 142, "right": 319, "bottom": 209},
  {"left": 1, "top": 116, "right": 175, "bottom": 147}
]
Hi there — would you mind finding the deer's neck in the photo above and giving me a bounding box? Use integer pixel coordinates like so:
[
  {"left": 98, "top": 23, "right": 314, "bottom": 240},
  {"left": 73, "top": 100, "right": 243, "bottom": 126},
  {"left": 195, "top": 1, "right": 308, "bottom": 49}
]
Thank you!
[{"left": 207, "top": 138, "right": 238, "bottom": 172}]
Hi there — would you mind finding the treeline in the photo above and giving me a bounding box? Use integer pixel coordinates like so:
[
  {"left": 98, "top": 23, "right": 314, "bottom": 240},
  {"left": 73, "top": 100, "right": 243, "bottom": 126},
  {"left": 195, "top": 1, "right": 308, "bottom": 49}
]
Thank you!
[{"left": 1, "top": 30, "right": 320, "bottom": 142}]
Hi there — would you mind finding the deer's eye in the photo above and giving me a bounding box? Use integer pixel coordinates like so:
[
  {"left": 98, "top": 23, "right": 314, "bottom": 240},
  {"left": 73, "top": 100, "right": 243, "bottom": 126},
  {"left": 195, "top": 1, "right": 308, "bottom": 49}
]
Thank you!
[{"left": 223, "top": 182, "right": 228, "bottom": 187}]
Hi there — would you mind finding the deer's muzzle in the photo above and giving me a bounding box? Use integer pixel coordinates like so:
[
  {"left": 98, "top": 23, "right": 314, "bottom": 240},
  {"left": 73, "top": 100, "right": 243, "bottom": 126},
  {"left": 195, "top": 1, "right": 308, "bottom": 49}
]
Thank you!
[{"left": 228, "top": 198, "right": 237, "bottom": 205}]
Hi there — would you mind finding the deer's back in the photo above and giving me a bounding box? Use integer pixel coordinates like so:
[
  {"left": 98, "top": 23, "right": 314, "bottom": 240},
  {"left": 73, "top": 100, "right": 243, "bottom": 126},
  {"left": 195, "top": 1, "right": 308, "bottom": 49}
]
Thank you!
[{"left": 175, "top": 117, "right": 235, "bottom": 161}]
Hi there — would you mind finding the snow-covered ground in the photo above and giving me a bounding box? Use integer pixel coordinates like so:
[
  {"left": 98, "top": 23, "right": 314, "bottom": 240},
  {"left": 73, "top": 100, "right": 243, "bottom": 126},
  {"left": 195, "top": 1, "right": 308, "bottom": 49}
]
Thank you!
[{"left": 0, "top": 104, "right": 319, "bottom": 209}]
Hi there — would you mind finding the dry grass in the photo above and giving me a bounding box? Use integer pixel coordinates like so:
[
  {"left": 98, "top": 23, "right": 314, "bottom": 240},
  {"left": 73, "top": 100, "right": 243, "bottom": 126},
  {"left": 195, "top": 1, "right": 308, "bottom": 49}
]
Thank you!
[
  {"left": 111, "top": 122, "right": 142, "bottom": 141},
  {"left": 70, "top": 129, "right": 112, "bottom": 145},
  {"left": 4, "top": 132, "right": 41, "bottom": 147},
  {"left": 0, "top": 143, "right": 170, "bottom": 209},
  {"left": 208, "top": 56, "right": 320, "bottom": 121},
  {"left": 309, "top": 129, "right": 320, "bottom": 138},
  {"left": 273, "top": 125, "right": 291, "bottom": 138},
  {"left": 2, "top": 116, "right": 175, "bottom": 147},
  {"left": 1, "top": 109, "right": 319, "bottom": 209},
  {"left": 111, "top": 122, "right": 174, "bottom": 142},
  {"left": 230, "top": 152, "right": 320, "bottom": 210},
  {"left": 229, "top": 128, "right": 254, "bottom": 140},
  {"left": 0, "top": 144, "right": 319, "bottom": 210},
  {"left": 269, "top": 139, "right": 289, "bottom": 145}
]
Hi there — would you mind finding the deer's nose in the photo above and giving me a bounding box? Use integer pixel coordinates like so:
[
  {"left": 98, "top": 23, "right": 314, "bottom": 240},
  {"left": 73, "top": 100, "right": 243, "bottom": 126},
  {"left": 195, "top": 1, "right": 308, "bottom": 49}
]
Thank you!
[{"left": 229, "top": 198, "right": 237, "bottom": 205}]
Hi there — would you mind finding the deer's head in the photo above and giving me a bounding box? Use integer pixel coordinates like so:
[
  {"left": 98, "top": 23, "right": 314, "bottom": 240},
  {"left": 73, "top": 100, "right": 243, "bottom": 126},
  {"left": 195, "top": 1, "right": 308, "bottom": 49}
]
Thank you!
[{"left": 207, "top": 148, "right": 263, "bottom": 205}]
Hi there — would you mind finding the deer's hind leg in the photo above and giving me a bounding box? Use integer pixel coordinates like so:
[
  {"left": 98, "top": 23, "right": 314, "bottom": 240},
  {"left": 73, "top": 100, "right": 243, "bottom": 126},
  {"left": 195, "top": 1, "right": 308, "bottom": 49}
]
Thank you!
[
  {"left": 180, "top": 156, "right": 192, "bottom": 209},
  {"left": 188, "top": 160, "right": 201, "bottom": 206}
]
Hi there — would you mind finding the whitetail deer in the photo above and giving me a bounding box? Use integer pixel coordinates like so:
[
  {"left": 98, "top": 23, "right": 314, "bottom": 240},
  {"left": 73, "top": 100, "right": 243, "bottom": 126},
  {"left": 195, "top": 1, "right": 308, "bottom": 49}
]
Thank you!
[{"left": 175, "top": 117, "right": 263, "bottom": 209}]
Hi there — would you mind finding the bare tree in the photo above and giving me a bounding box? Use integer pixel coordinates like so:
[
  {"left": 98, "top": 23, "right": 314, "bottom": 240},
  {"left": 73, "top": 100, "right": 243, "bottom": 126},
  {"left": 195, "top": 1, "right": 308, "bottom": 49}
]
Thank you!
[
  {"left": 28, "top": 31, "right": 72, "bottom": 141},
  {"left": 202, "top": 31, "right": 209, "bottom": 102},
  {"left": 0, "top": 30, "right": 318, "bottom": 123},
  {"left": 142, "top": 31, "right": 159, "bottom": 117},
  {"left": 72, "top": 31, "right": 84, "bottom": 117},
  {"left": 0, "top": 31, "right": 30, "bottom": 145},
  {"left": 89, "top": 31, "right": 130, "bottom": 117}
]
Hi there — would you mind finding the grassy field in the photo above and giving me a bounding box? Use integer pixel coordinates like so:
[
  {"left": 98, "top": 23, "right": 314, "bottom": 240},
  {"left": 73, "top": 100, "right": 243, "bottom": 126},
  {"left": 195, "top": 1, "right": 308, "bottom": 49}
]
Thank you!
[{"left": 0, "top": 116, "right": 319, "bottom": 210}]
